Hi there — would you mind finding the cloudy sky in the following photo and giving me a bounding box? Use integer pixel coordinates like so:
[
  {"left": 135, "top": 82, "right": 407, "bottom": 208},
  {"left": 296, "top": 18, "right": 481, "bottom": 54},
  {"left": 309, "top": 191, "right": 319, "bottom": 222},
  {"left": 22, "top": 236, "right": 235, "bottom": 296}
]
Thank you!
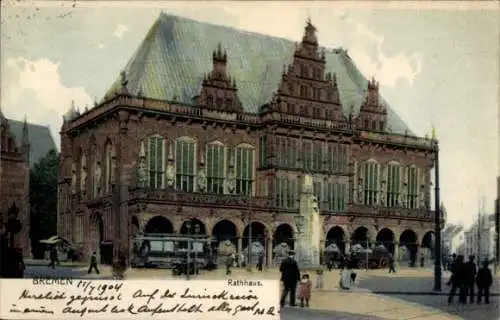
[{"left": 1, "top": 1, "right": 498, "bottom": 227}]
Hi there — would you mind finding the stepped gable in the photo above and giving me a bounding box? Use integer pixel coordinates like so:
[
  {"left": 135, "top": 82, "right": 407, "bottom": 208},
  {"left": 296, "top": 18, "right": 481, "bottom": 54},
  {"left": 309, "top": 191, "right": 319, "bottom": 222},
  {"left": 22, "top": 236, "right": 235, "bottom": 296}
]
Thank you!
[{"left": 104, "top": 12, "right": 414, "bottom": 135}]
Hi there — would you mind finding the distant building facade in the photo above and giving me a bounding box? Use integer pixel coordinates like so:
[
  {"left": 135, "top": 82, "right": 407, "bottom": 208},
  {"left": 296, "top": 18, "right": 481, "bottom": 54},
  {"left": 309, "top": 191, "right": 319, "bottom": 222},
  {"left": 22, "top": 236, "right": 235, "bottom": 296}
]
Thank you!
[
  {"left": 464, "top": 213, "right": 496, "bottom": 262},
  {"left": 442, "top": 224, "right": 465, "bottom": 256},
  {"left": 58, "top": 14, "right": 440, "bottom": 263},
  {"left": 0, "top": 111, "right": 57, "bottom": 256}
]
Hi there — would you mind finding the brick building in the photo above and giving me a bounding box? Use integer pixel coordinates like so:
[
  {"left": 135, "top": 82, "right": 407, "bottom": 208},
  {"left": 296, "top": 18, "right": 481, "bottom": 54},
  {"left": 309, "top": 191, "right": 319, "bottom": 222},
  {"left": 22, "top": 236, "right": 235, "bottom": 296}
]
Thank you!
[{"left": 58, "top": 14, "right": 440, "bottom": 264}]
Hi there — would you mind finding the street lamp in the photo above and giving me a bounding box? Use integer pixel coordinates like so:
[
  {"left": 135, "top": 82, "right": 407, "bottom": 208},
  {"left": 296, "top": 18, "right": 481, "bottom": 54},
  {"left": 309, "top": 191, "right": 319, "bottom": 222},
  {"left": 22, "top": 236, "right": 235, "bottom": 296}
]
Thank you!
[
  {"left": 186, "top": 220, "right": 192, "bottom": 280},
  {"left": 433, "top": 140, "right": 442, "bottom": 292}
]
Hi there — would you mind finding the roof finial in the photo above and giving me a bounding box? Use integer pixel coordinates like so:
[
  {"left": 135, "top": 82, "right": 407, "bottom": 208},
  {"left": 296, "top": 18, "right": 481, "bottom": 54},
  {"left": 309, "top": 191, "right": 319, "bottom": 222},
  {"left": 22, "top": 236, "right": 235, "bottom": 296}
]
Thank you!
[
  {"left": 431, "top": 125, "right": 437, "bottom": 140},
  {"left": 120, "top": 70, "right": 129, "bottom": 94}
]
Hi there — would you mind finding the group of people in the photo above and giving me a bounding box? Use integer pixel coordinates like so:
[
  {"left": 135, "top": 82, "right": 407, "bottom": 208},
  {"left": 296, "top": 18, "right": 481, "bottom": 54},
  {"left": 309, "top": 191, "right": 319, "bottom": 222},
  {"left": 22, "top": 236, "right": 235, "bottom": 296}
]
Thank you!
[{"left": 447, "top": 254, "right": 493, "bottom": 305}]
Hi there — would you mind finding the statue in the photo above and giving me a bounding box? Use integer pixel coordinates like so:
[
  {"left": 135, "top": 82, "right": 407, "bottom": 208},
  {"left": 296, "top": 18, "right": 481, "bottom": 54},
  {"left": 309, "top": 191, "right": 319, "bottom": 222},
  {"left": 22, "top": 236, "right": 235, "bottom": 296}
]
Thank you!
[
  {"left": 166, "top": 164, "right": 175, "bottom": 187},
  {"left": 198, "top": 168, "right": 207, "bottom": 192},
  {"left": 80, "top": 167, "right": 87, "bottom": 195},
  {"left": 95, "top": 161, "right": 102, "bottom": 194},
  {"left": 71, "top": 163, "right": 77, "bottom": 194},
  {"left": 357, "top": 179, "right": 364, "bottom": 204},
  {"left": 137, "top": 161, "right": 147, "bottom": 188},
  {"left": 419, "top": 191, "right": 426, "bottom": 208},
  {"left": 226, "top": 168, "right": 235, "bottom": 194}
]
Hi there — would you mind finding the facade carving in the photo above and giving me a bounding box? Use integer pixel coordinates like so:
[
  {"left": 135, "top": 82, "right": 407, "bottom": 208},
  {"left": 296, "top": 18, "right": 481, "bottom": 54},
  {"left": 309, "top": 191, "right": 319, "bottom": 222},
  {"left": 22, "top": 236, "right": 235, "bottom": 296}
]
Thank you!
[{"left": 57, "top": 18, "right": 438, "bottom": 263}]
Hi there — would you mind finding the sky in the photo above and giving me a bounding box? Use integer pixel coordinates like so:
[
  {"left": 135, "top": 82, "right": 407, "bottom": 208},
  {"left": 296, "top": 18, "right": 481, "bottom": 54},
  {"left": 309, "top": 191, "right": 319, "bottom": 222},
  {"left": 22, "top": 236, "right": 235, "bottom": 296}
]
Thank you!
[{"left": 1, "top": 1, "right": 499, "bottom": 227}]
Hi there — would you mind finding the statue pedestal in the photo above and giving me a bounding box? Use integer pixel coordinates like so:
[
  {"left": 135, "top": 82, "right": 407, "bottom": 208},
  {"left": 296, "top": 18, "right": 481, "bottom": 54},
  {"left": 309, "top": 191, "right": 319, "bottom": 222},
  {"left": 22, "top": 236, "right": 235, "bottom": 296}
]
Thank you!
[{"left": 296, "top": 241, "right": 320, "bottom": 269}]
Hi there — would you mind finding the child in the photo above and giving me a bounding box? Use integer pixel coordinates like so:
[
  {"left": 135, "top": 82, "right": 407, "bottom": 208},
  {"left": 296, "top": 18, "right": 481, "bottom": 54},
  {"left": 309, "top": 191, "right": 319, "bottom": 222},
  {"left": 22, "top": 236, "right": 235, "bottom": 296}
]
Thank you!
[
  {"left": 476, "top": 260, "right": 493, "bottom": 304},
  {"left": 299, "top": 274, "right": 312, "bottom": 307},
  {"left": 339, "top": 265, "right": 351, "bottom": 290},
  {"left": 315, "top": 269, "right": 324, "bottom": 290}
]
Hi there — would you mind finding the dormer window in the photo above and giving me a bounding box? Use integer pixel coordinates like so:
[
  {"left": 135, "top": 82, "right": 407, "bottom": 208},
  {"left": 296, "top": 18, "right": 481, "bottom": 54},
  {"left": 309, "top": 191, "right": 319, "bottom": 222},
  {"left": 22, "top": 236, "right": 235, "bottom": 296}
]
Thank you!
[
  {"left": 216, "top": 97, "right": 223, "bottom": 108},
  {"left": 226, "top": 98, "right": 233, "bottom": 108},
  {"left": 379, "top": 121, "right": 384, "bottom": 131},
  {"left": 207, "top": 95, "right": 214, "bottom": 106},
  {"left": 364, "top": 119, "right": 369, "bottom": 129},
  {"left": 287, "top": 103, "right": 295, "bottom": 114},
  {"left": 371, "top": 121, "right": 376, "bottom": 131}
]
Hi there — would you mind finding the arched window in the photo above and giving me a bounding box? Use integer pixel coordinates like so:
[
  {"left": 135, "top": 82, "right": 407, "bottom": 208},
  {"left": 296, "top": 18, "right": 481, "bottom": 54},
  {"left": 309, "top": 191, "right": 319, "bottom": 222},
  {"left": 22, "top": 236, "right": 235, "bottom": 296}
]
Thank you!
[
  {"left": 80, "top": 154, "right": 87, "bottom": 197},
  {"left": 147, "top": 135, "right": 165, "bottom": 188},
  {"left": 363, "top": 160, "right": 379, "bottom": 206},
  {"left": 206, "top": 141, "right": 225, "bottom": 194},
  {"left": 407, "top": 166, "right": 419, "bottom": 209},
  {"left": 104, "top": 140, "right": 113, "bottom": 193},
  {"left": 175, "top": 137, "right": 196, "bottom": 192},
  {"left": 275, "top": 177, "right": 298, "bottom": 208},
  {"left": 386, "top": 162, "right": 401, "bottom": 207},
  {"left": 91, "top": 144, "right": 99, "bottom": 198},
  {"left": 234, "top": 144, "right": 255, "bottom": 196}
]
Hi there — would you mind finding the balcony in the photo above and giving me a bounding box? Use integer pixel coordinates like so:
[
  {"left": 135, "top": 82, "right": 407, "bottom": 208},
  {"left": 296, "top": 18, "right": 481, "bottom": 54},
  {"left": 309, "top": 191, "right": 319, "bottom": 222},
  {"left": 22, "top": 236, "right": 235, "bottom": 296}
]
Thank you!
[
  {"left": 128, "top": 188, "right": 272, "bottom": 210},
  {"left": 346, "top": 204, "right": 434, "bottom": 221}
]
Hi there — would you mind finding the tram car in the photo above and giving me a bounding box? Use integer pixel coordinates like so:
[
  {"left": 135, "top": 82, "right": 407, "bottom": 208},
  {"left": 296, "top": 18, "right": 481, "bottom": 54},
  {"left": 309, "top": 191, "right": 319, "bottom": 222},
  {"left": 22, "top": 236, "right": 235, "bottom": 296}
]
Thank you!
[
  {"left": 131, "top": 233, "right": 217, "bottom": 270},
  {"left": 349, "top": 244, "right": 391, "bottom": 269}
]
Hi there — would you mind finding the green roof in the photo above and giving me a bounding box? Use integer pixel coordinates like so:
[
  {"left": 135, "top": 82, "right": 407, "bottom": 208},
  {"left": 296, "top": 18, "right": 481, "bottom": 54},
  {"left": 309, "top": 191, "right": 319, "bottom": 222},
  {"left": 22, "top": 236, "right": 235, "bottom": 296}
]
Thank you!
[
  {"left": 8, "top": 119, "right": 57, "bottom": 167},
  {"left": 105, "top": 13, "right": 414, "bottom": 135}
]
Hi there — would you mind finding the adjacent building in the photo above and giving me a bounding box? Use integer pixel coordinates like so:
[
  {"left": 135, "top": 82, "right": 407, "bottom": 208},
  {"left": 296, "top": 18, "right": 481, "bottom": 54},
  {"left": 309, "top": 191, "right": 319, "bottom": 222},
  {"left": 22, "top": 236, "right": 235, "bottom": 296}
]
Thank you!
[
  {"left": 442, "top": 223, "right": 465, "bottom": 256},
  {"left": 0, "top": 111, "right": 57, "bottom": 255},
  {"left": 57, "top": 14, "right": 439, "bottom": 263}
]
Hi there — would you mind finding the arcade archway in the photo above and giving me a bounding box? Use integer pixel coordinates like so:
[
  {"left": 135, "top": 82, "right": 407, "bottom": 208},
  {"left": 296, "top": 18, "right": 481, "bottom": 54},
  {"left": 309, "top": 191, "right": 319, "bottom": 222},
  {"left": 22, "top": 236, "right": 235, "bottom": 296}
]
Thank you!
[
  {"left": 351, "top": 226, "right": 370, "bottom": 248},
  {"left": 376, "top": 228, "right": 395, "bottom": 254},
  {"left": 243, "top": 222, "right": 268, "bottom": 265},
  {"left": 421, "top": 231, "right": 436, "bottom": 260},
  {"left": 212, "top": 220, "right": 238, "bottom": 258},
  {"left": 273, "top": 224, "right": 294, "bottom": 249},
  {"left": 325, "top": 226, "right": 346, "bottom": 253},
  {"left": 144, "top": 216, "right": 174, "bottom": 234},
  {"left": 399, "top": 229, "right": 418, "bottom": 267}
]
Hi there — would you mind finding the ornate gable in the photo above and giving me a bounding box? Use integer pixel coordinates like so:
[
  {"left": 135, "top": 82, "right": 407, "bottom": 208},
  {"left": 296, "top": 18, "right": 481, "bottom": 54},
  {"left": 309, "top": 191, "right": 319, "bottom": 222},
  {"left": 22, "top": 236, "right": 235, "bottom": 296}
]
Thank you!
[
  {"left": 194, "top": 43, "right": 243, "bottom": 113},
  {"left": 271, "top": 19, "right": 342, "bottom": 121},
  {"left": 356, "top": 77, "right": 388, "bottom": 131}
]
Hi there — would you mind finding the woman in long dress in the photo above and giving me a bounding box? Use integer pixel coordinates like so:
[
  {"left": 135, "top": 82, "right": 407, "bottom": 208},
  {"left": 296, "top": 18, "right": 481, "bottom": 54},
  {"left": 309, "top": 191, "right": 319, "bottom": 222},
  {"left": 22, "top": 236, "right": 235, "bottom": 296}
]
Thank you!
[{"left": 339, "top": 265, "right": 352, "bottom": 290}]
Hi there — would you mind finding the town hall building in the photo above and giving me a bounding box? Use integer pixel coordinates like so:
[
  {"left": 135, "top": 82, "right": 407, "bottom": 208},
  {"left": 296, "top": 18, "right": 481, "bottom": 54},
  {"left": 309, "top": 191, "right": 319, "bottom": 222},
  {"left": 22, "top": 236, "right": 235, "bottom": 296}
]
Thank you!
[{"left": 58, "top": 13, "right": 440, "bottom": 264}]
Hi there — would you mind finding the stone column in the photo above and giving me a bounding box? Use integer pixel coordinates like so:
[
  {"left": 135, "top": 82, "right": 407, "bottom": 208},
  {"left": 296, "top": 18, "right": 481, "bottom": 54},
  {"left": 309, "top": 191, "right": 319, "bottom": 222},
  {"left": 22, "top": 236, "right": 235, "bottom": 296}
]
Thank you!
[
  {"left": 237, "top": 237, "right": 242, "bottom": 255},
  {"left": 267, "top": 236, "right": 273, "bottom": 269},
  {"left": 394, "top": 241, "right": 400, "bottom": 262}
]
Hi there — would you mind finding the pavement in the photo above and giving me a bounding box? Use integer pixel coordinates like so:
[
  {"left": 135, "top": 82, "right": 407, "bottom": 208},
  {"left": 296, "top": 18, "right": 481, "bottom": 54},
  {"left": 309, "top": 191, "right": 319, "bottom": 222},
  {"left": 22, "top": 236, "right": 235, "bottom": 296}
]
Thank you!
[{"left": 24, "top": 264, "right": 500, "bottom": 320}]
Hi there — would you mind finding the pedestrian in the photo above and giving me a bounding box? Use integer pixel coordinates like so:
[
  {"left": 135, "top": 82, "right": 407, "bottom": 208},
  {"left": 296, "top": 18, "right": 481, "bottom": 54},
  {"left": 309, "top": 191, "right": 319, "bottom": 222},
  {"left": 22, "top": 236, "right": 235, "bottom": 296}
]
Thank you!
[
  {"left": 339, "top": 264, "right": 351, "bottom": 290},
  {"left": 476, "top": 260, "right": 492, "bottom": 304},
  {"left": 465, "top": 255, "right": 477, "bottom": 303},
  {"left": 15, "top": 248, "right": 25, "bottom": 278},
  {"left": 420, "top": 251, "right": 425, "bottom": 268},
  {"left": 48, "top": 246, "right": 58, "bottom": 269},
  {"left": 298, "top": 274, "right": 312, "bottom": 308},
  {"left": 447, "top": 255, "right": 466, "bottom": 304},
  {"left": 257, "top": 252, "right": 264, "bottom": 271},
  {"left": 279, "top": 250, "right": 301, "bottom": 308},
  {"left": 226, "top": 253, "right": 233, "bottom": 275},
  {"left": 315, "top": 268, "right": 324, "bottom": 289},
  {"left": 388, "top": 253, "right": 396, "bottom": 273},
  {"left": 88, "top": 251, "right": 100, "bottom": 274}
]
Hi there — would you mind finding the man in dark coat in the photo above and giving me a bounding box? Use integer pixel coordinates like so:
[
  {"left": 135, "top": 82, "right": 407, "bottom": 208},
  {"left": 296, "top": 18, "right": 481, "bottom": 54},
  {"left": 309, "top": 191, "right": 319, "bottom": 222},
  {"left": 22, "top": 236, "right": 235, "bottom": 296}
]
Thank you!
[
  {"left": 447, "top": 254, "right": 466, "bottom": 304},
  {"left": 279, "top": 251, "right": 301, "bottom": 307},
  {"left": 465, "top": 255, "right": 477, "bottom": 303},
  {"left": 476, "top": 260, "right": 493, "bottom": 304},
  {"left": 88, "top": 251, "right": 100, "bottom": 274},
  {"left": 388, "top": 253, "right": 396, "bottom": 273},
  {"left": 48, "top": 246, "right": 58, "bottom": 269}
]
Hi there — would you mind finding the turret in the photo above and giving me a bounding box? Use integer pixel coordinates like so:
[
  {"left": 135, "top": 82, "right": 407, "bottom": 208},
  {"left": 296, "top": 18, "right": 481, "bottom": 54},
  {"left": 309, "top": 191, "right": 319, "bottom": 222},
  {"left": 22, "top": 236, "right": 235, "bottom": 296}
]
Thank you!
[{"left": 21, "top": 115, "right": 30, "bottom": 161}]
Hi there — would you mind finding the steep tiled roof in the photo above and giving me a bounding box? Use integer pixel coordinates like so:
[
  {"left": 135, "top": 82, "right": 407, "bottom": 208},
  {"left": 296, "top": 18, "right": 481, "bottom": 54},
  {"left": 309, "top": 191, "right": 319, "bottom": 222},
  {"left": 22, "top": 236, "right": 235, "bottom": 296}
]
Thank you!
[
  {"left": 8, "top": 119, "right": 57, "bottom": 167},
  {"left": 104, "top": 13, "right": 414, "bottom": 135}
]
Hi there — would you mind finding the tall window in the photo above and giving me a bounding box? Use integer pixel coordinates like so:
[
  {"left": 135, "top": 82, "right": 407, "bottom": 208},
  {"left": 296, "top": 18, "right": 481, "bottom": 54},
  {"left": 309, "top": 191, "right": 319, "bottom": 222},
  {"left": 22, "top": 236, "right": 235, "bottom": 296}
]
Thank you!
[
  {"left": 175, "top": 137, "right": 196, "bottom": 192},
  {"left": 259, "top": 136, "right": 268, "bottom": 168},
  {"left": 104, "top": 141, "right": 113, "bottom": 193},
  {"left": 325, "top": 182, "right": 347, "bottom": 211},
  {"left": 80, "top": 154, "right": 86, "bottom": 196},
  {"left": 326, "top": 144, "right": 348, "bottom": 173},
  {"left": 147, "top": 135, "right": 165, "bottom": 189},
  {"left": 302, "top": 140, "right": 313, "bottom": 170},
  {"left": 312, "top": 141, "right": 322, "bottom": 171},
  {"left": 313, "top": 181, "right": 322, "bottom": 209},
  {"left": 206, "top": 142, "right": 225, "bottom": 194},
  {"left": 75, "top": 215, "right": 84, "bottom": 243},
  {"left": 91, "top": 154, "right": 99, "bottom": 198},
  {"left": 407, "top": 166, "right": 419, "bottom": 209},
  {"left": 363, "top": 161, "right": 379, "bottom": 205},
  {"left": 276, "top": 136, "right": 287, "bottom": 167},
  {"left": 275, "top": 178, "right": 298, "bottom": 208},
  {"left": 386, "top": 163, "right": 401, "bottom": 207},
  {"left": 235, "top": 145, "right": 255, "bottom": 195}
]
